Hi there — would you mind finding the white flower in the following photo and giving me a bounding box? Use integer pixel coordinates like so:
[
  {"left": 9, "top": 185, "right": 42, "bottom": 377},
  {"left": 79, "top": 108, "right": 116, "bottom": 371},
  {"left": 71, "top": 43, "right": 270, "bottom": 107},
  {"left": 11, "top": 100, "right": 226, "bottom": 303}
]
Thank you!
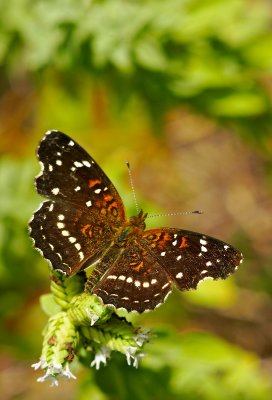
[
  {"left": 62, "top": 363, "right": 77, "bottom": 380},
  {"left": 90, "top": 347, "right": 111, "bottom": 370},
  {"left": 31, "top": 357, "right": 46, "bottom": 370},
  {"left": 32, "top": 359, "right": 76, "bottom": 386},
  {"left": 125, "top": 346, "right": 145, "bottom": 368}
]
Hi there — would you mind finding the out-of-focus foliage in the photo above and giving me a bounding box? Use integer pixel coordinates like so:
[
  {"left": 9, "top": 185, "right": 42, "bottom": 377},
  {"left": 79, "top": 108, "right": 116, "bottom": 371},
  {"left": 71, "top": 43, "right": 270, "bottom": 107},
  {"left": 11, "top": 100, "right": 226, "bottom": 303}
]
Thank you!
[
  {"left": 0, "top": 0, "right": 272, "bottom": 138},
  {"left": 0, "top": 0, "right": 272, "bottom": 399},
  {"left": 88, "top": 330, "right": 271, "bottom": 400}
]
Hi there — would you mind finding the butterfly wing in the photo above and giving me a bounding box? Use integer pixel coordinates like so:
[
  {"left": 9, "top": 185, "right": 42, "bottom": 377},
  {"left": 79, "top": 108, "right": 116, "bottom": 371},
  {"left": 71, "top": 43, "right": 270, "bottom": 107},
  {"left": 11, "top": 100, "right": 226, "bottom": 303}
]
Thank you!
[
  {"left": 29, "top": 130, "right": 126, "bottom": 275},
  {"left": 90, "top": 242, "right": 172, "bottom": 313},
  {"left": 143, "top": 228, "right": 243, "bottom": 290}
]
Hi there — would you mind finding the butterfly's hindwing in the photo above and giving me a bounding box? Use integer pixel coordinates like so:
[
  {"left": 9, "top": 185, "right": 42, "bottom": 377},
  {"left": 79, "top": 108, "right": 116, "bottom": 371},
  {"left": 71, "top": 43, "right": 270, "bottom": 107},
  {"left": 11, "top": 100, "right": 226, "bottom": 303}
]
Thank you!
[
  {"left": 143, "top": 228, "right": 243, "bottom": 290},
  {"left": 91, "top": 243, "right": 172, "bottom": 313}
]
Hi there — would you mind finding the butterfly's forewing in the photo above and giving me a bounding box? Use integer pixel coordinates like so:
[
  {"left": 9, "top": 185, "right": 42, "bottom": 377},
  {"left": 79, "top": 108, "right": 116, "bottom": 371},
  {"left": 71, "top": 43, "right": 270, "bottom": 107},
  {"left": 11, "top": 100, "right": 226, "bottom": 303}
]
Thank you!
[
  {"left": 29, "top": 130, "right": 126, "bottom": 275},
  {"left": 143, "top": 228, "right": 243, "bottom": 290},
  {"left": 90, "top": 242, "right": 172, "bottom": 313},
  {"left": 35, "top": 131, "right": 125, "bottom": 219}
]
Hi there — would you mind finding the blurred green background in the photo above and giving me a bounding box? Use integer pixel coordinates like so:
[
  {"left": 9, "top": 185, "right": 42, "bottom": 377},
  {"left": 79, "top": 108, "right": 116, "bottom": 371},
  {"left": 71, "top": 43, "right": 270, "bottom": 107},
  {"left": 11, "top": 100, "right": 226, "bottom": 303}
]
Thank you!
[{"left": 0, "top": 0, "right": 272, "bottom": 399}]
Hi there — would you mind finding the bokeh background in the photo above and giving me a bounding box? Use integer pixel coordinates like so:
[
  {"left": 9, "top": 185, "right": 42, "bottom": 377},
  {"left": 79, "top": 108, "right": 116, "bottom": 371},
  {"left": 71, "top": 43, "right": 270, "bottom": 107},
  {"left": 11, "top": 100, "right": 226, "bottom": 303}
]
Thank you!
[{"left": 0, "top": 0, "right": 272, "bottom": 399}]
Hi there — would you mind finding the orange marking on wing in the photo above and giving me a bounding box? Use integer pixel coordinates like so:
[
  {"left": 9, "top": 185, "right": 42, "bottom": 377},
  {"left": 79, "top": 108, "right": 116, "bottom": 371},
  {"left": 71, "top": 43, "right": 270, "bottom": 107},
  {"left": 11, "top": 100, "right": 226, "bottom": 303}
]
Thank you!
[
  {"left": 81, "top": 224, "right": 91, "bottom": 236},
  {"left": 163, "top": 233, "right": 172, "bottom": 241},
  {"left": 104, "top": 194, "right": 113, "bottom": 202},
  {"left": 108, "top": 201, "right": 118, "bottom": 212},
  {"left": 145, "top": 267, "right": 152, "bottom": 274},
  {"left": 134, "top": 261, "right": 144, "bottom": 272},
  {"left": 179, "top": 236, "right": 189, "bottom": 248},
  {"left": 89, "top": 179, "right": 101, "bottom": 188},
  {"left": 95, "top": 200, "right": 105, "bottom": 208}
]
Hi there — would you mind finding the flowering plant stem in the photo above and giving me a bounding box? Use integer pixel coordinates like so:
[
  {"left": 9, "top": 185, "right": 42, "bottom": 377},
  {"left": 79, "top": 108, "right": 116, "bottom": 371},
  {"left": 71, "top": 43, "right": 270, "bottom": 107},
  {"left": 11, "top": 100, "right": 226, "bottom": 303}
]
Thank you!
[{"left": 32, "top": 271, "right": 151, "bottom": 385}]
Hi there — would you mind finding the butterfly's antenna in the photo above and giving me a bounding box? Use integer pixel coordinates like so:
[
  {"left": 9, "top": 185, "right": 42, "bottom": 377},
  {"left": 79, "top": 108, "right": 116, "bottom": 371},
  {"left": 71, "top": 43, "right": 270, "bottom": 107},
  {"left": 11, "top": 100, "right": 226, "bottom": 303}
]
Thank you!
[
  {"left": 147, "top": 210, "right": 203, "bottom": 219},
  {"left": 126, "top": 161, "right": 139, "bottom": 214}
]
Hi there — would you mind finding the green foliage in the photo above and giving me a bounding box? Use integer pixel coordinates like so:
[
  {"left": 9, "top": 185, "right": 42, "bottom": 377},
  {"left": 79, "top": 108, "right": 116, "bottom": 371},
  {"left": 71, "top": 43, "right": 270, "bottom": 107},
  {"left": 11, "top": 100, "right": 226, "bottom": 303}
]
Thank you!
[
  {"left": 0, "top": 158, "right": 45, "bottom": 289},
  {"left": 0, "top": 0, "right": 272, "bottom": 133},
  {"left": 78, "top": 330, "right": 271, "bottom": 400}
]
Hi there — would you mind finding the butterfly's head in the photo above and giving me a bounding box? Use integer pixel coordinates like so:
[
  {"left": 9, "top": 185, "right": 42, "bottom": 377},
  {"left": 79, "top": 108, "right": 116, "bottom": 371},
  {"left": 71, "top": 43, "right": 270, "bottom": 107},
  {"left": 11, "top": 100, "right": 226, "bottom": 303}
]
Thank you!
[{"left": 128, "top": 209, "right": 147, "bottom": 231}]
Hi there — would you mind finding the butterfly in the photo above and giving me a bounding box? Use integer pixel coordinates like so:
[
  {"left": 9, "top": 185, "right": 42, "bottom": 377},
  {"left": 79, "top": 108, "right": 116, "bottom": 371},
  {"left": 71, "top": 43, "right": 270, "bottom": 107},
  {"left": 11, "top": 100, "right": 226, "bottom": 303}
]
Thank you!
[{"left": 29, "top": 130, "right": 243, "bottom": 313}]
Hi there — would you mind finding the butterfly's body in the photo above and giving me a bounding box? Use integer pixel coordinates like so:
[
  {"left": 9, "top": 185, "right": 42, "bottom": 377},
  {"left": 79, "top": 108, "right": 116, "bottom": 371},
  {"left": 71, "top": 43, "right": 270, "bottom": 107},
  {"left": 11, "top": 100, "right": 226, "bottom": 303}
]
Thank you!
[{"left": 29, "top": 131, "right": 243, "bottom": 313}]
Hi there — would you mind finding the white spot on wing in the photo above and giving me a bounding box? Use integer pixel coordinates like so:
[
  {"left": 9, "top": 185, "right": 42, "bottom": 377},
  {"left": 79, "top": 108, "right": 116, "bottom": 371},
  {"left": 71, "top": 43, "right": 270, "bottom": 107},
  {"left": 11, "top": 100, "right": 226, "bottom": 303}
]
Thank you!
[
  {"left": 224, "top": 245, "right": 230, "bottom": 250},
  {"left": 57, "top": 222, "right": 65, "bottom": 229},
  {"left": 199, "top": 276, "right": 214, "bottom": 284},
  {"left": 68, "top": 140, "right": 74, "bottom": 146},
  {"left": 74, "top": 186, "right": 81, "bottom": 191},
  {"left": 176, "top": 255, "right": 182, "bottom": 261},
  {"left": 201, "top": 245, "right": 207, "bottom": 252},
  {"left": 56, "top": 160, "right": 62, "bottom": 166},
  {"left": 206, "top": 261, "right": 212, "bottom": 266},
  {"left": 52, "top": 188, "right": 59, "bottom": 195},
  {"left": 75, "top": 243, "right": 81, "bottom": 250},
  {"left": 200, "top": 238, "right": 207, "bottom": 245},
  {"left": 58, "top": 214, "right": 64, "bottom": 220},
  {"left": 151, "top": 279, "right": 157, "bottom": 284},
  {"left": 94, "top": 188, "right": 102, "bottom": 194},
  {"left": 176, "top": 272, "right": 183, "bottom": 279},
  {"left": 49, "top": 164, "right": 53, "bottom": 171},
  {"left": 134, "top": 280, "right": 141, "bottom": 287},
  {"left": 162, "top": 282, "right": 170, "bottom": 289},
  {"left": 107, "top": 275, "right": 117, "bottom": 280},
  {"left": 79, "top": 251, "right": 84, "bottom": 261},
  {"left": 62, "top": 230, "right": 70, "bottom": 236},
  {"left": 143, "top": 282, "right": 149, "bottom": 288},
  {"left": 126, "top": 277, "right": 133, "bottom": 283},
  {"left": 83, "top": 160, "right": 91, "bottom": 167},
  {"left": 118, "top": 275, "right": 126, "bottom": 281},
  {"left": 49, "top": 203, "right": 54, "bottom": 212},
  {"left": 172, "top": 240, "right": 177, "bottom": 246},
  {"left": 74, "top": 161, "right": 83, "bottom": 168},
  {"left": 69, "top": 237, "right": 76, "bottom": 243},
  {"left": 164, "top": 291, "right": 171, "bottom": 302},
  {"left": 160, "top": 251, "right": 166, "bottom": 256},
  {"left": 86, "top": 200, "right": 92, "bottom": 207}
]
